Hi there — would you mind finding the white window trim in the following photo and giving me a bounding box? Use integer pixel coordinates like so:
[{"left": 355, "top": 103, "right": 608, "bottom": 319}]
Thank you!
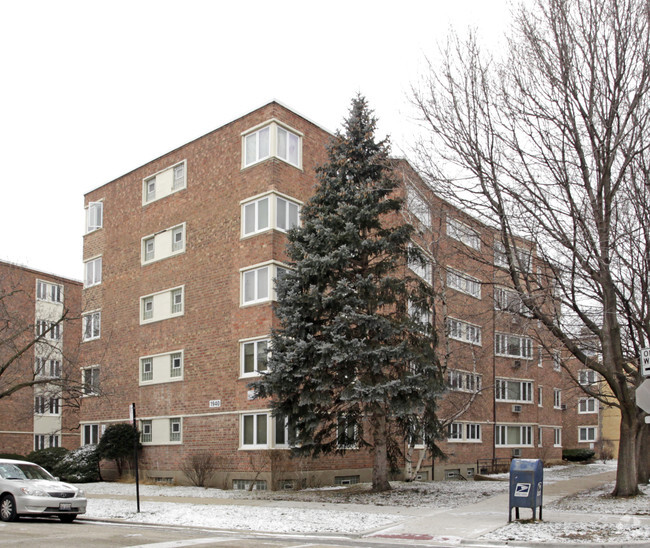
[
  {"left": 495, "top": 332, "right": 534, "bottom": 359},
  {"left": 447, "top": 217, "right": 480, "bottom": 250},
  {"left": 553, "top": 388, "right": 562, "bottom": 409},
  {"left": 240, "top": 411, "right": 270, "bottom": 449},
  {"left": 448, "top": 369, "right": 482, "bottom": 393},
  {"left": 240, "top": 261, "right": 289, "bottom": 306},
  {"left": 85, "top": 200, "right": 104, "bottom": 234},
  {"left": 554, "top": 427, "right": 562, "bottom": 447},
  {"left": 169, "top": 417, "right": 182, "bottom": 443},
  {"left": 447, "top": 267, "right": 481, "bottom": 298},
  {"left": 447, "top": 422, "right": 482, "bottom": 443},
  {"left": 141, "top": 222, "right": 187, "bottom": 265},
  {"left": 240, "top": 336, "right": 270, "bottom": 378},
  {"left": 495, "top": 378, "right": 534, "bottom": 403},
  {"left": 81, "top": 365, "right": 100, "bottom": 397},
  {"left": 84, "top": 255, "right": 102, "bottom": 288},
  {"left": 82, "top": 310, "right": 101, "bottom": 342},
  {"left": 409, "top": 244, "right": 433, "bottom": 284},
  {"left": 495, "top": 424, "right": 534, "bottom": 447},
  {"left": 139, "top": 349, "right": 184, "bottom": 385},
  {"left": 578, "top": 397, "right": 598, "bottom": 414},
  {"left": 241, "top": 120, "right": 303, "bottom": 170},
  {"left": 140, "top": 285, "right": 185, "bottom": 324},
  {"left": 142, "top": 160, "right": 187, "bottom": 205},
  {"left": 82, "top": 423, "right": 100, "bottom": 445},
  {"left": 578, "top": 426, "right": 598, "bottom": 443},
  {"left": 241, "top": 191, "right": 303, "bottom": 238},
  {"left": 446, "top": 317, "right": 482, "bottom": 345}
]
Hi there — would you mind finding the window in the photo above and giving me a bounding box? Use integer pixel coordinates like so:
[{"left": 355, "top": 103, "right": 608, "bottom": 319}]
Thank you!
[
  {"left": 448, "top": 423, "right": 462, "bottom": 440},
  {"left": 579, "top": 369, "right": 598, "bottom": 386},
  {"left": 447, "top": 318, "right": 482, "bottom": 345},
  {"left": 241, "top": 339, "right": 269, "bottom": 377},
  {"left": 49, "top": 435, "right": 59, "bottom": 448},
  {"left": 233, "top": 479, "right": 267, "bottom": 491},
  {"left": 140, "top": 351, "right": 184, "bottom": 384},
  {"left": 141, "top": 358, "right": 153, "bottom": 381},
  {"left": 171, "top": 289, "right": 183, "bottom": 314},
  {"left": 448, "top": 369, "right": 482, "bottom": 392},
  {"left": 408, "top": 245, "right": 432, "bottom": 283},
  {"left": 244, "top": 126, "right": 270, "bottom": 166},
  {"left": 538, "top": 346, "right": 543, "bottom": 368},
  {"left": 36, "top": 280, "right": 63, "bottom": 302},
  {"left": 35, "top": 358, "right": 61, "bottom": 378},
  {"left": 241, "top": 263, "right": 287, "bottom": 305},
  {"left": 173, "top": 163, "right": 185, "bottom": 190},
  {"left": 276, "top": 196, "right": 300, "bottom": 231},
  {"left": 242, "top": 193, "right": 301, "bottom": 237},
  {"left": 242, "top": 413, "right": 268, "bottom": 447},
  {"left": 84, "top": 257, "right": 102, "bottom": 287},
  {"left": 408, "top": 299, "right": 431, "bottom": 329},
  {"left": 276, "top": 126, "right": 300, "bottom": 166},
  {"left": 34, "top": 435, "right": 46, "bottom": 451},
  {"left": 144, "top": 237, "right": 155, "bottom": 262},
  {"left": 49, "top": 397, "right": 60, "bottom": 415},
  {"left": 169, "top": 418, "right": 181, "bottom": 442},
  {"left": 466, "top": 423, "right": 481, "bottom": 441},
  {"left": 274, "top": 415, "right": 296, "bottom": 448},
  {"left": 495, "top": 333, "right": 533, "bottom": 359},
  {"left": 85, "top": 201, "right": 103, "bottom": 233},
  {"left": 579, "top": 426, "right": 597, "bottom": 442},
  {"left": 495, "top": 425, "right": 533, "bottom": 446},
  {"left": 83, "top": 311, "right": 101, "bottom": 341},
  {"left": 494, "top": 241, "right": 531, "bottom": 272},
  {"left": 553, "top": 351, "right": 561, "bottom": 371},
  {"left": 36, "top": 320, "right": 61, "bottom": 340},
  {"left": 494, "top": 287, "right": 531, "bottom": 316},
  {"left": 142, "top": 297, "right": 154, "bottom": 320},
  {"left": 495, "top": 379, "right": 533, "bottom": 402},
  {"left": 447, "top": 218, "right": 480, "bottom": 250},
  {"left": 538, "top": 386, "right": 543, "bottom": 407},
  {"left": 82, "top": 366, "right": 100, "bottom": 396},
  {"left": 406, "top": 187, "right": 431, "bottom": 228},
  {"left": 140, "top": 286, "right": 184, "bottom": 323},
  {"left": 171, "top": 226, "right": 184, "bottom": 252},
  {"left": 170, "top": 353, "right": 182, "bottom": 378},
  {"left": 337, "top": 415, "right": 358, "bottom": 449},
  {"left": 83, "top": 424, "right": 99, "bottom": 445},
  {"left": 243, "top": 123, "right": 302, "bottom": 169},
  {"left": 554, "top": 428, "right": 562, "bottom": 446},
  {"left": 538, "top": 427, "right": 543, "bottom": 447},
  {"left": 554, "top": 388, "right": 562, "bottom": 409},
  {"left": 141, "top": 420, "right": 152, "bottom": 443},
  {"left": 143, "top": 161, "right": 186, "bottom": 204},
  {"left": 34, "top": 396, "right": 46, "bottom": 414},
  {"left": 494, "top": 241, "right": 508, "bottom": 268},
  {"left": 447, "top": 269, "right": 481, "bottom": 298},
  {"left": 579, "top": 398, "right": 597, "bottom": 413}
]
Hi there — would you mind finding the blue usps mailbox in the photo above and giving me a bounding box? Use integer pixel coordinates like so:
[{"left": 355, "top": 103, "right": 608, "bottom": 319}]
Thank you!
[{"left": 509, "top": 459, "right": 543, "bottom": 522}]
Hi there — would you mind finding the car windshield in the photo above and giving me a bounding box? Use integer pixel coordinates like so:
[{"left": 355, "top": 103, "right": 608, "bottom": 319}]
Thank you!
[{"left": 0, "top": 463, "right": 54, "bottom": 481}]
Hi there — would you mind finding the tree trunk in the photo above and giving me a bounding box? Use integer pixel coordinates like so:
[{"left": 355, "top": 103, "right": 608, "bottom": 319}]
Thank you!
[
  {"left": 371, "top": 412, "right": 391, "bottom": 492},
  {"left": 636, "top": 424, "right": 650, "bottom": 485},
  {"left": 613, "top": 409, "right": 640, "bottom": 496}
]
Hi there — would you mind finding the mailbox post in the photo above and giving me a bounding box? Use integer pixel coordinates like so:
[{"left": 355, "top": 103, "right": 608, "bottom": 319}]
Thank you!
[{"left": 509, "top": 459, "right": 543, "bottom": 522}]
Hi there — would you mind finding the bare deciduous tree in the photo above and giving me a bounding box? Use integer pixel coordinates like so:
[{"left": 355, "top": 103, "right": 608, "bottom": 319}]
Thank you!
[{"left": 412, "top": 0, "right": 649, "bottom": 496}]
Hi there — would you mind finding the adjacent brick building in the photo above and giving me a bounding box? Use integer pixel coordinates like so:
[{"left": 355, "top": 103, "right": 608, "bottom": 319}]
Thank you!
[
  {"left": 0, "top": 260, "right": 82, "bottom": 454},
  {"left": 78, "top": 102, "right": 600, "bottom": 487}
]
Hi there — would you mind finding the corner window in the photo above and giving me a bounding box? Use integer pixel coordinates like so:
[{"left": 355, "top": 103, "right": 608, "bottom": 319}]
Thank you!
[
  {"left": 84, "top": 257, "right": 102, "bottom": 287},
  {"left": 241, "top": 263, "right": 288, "bottom": 305},
  {"left": 241, "top": 338, "right": 269, "bottom": 377},
  {"left": 83, "top": 311, "right": 101, "bottom": 341},
  {"left": 85, "top": 202, "right": 103, "bottom": 233},
  {"left": 241, "top": 193, "right": 301, "bottom": 237},
  {"left": 242, "top": 122, "right": 302, "bottom": 169}
]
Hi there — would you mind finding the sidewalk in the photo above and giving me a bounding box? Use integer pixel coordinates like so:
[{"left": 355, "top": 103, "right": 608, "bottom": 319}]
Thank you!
[{"left": 84, "top": 469, "right": 650, "bottom": 546}]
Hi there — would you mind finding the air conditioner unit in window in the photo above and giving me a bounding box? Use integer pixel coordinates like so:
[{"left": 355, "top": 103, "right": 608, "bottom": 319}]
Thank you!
[
  {"left": 512, "top": 404, "right": 523, "bottom": 413},
  {"left": 512, "top": 448, "right": 522, "bottom": 458},
  {"left": 512, "top": 360, "right": 521, "bottom": 369}
]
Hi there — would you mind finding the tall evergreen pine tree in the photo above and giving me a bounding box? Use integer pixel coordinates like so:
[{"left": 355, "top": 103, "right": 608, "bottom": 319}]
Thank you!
[{"left": 253, "top": 96, "right": 444, "bottom": 491}]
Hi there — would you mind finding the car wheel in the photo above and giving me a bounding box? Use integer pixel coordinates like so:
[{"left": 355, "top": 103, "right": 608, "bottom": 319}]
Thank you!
[
  {"left": 0, "top": 494, "right": 18, "bottom": 522},
  {"left": 58, "top": 514, "right": 77, "bottom": 523}
]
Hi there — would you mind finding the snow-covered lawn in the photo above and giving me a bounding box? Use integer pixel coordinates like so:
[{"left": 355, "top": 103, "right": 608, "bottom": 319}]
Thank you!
[{"left": 78, "top": 461, "right": 650, "bottom": 541}]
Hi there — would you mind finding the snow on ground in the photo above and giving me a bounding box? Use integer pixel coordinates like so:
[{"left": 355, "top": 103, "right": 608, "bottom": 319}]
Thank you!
[{"left": 78, "top": 461, "right": 650, "bottom": 541}]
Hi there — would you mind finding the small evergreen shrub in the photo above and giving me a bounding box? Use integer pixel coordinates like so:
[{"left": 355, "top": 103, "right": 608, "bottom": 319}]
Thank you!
[
  {"left": 563, "top": 448, "right": 595, "bottom": 462},
  {"left": 26, "top": 447, "right": 69, "bottom": 474},
  {"left": 55, "top": 445, "right": 101, "bottom": 482}
]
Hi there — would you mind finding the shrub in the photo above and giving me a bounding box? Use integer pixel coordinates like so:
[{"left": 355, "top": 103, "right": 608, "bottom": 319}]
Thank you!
[
  {"left": 96, "top": 423, "right": 140, "bottom": 477},
  {"left": 55, "top": 445, "right": 101, "bottom": 482},
  {"left": 26, "top": 447, "right": 69, "bottom": 474},
  {"left": 563, "top": 448, "right": 595, "bottom": 462},
  {"left": 181, "top": 451, "right": 218, "bottom": 487}
]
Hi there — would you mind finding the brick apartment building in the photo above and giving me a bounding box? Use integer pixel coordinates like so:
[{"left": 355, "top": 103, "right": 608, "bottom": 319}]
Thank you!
[
  {"left": 78, "top": 102, "right": 600, "bottom": 487},
  {"left": 0, "top": 260, "right": 82, "bottom": 454}
]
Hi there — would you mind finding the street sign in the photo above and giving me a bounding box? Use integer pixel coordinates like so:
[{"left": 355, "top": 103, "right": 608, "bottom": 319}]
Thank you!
[
  {"left": 636, "top": 379, "right": 650, "bottom": 414},
  {"left": 642, "top": 348, "right": 650, "bottom": 377}
]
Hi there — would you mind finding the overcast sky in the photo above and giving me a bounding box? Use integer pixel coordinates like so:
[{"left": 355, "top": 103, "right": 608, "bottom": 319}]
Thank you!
[{"left": 0, "top": 0, "right": 514, "bottom": 280}]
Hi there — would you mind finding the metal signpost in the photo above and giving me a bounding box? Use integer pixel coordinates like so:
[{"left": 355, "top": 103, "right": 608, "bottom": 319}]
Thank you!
[{"left": 130, "top": 403, "right": 141, "bottom": 512}]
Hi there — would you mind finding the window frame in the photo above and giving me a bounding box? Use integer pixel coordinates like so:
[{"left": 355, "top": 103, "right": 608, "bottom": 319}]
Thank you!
[
  {"left": 83, "top": 424, "right": 100, "bottom": 445},
  {"left": 447, "top": 217, "right": 480, "bottom": 250},
  {"left": 578, "top": 397, "right": 598, "bottom": 414},
  {"left": 579, "top": 426, "right": 597, "bottom": 443},
  {"left": 448, "top": 369, "right": 482, "bottom": 393},
  {"left": 82, "top": 365, "right": 100, "bottom": 396},
  {"left": 447, "top": 268, "right": 481, "bottom": 298},
  {"left": 446, "top": 317, "right": 482, "bottom": 345},
  {"left": 169, "top": 418, "right": 182, "bottom": 443},
  {"left": 84, "top": 256, "right": 102, "bottom": 287},
  {"left": 82, "top": 310, "right": 101, "bottom": 341},
  {"left": 495, "top": 424, "right": 533, "bottom": 447},
  {"left": 240, "top": 262, "right": 288, "bottom": 306},
  {"left": 495, "top": 332, "right": 533, "bottom": 359},
  {"left": 85, "top": 201, "right": 103, "bottom": 234},
  {"left": 553, "top": 388, "right": 562, "bottom": 409},
  {"left": 495, "top": 378, "right": 534, "bottom": 403},
  {"left": 241, "top": 192, "right": 302, "bottom": 238},
  {"left": 142, "top": 160, "right": 187, "bottom": 205},
  {"left": 241, "top": 412, "right": 269, "bottom": 448},
  {"left": 240, "top": 337, "right": 270, "bottom": 378},
  {"left": 242, "top": 121, "right": 303, "bottom": 170}
]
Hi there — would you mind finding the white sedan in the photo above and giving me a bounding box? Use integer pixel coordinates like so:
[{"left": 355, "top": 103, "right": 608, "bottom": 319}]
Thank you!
[{"left": 0, "top": 459, "right": 86, "bottom": 523}]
